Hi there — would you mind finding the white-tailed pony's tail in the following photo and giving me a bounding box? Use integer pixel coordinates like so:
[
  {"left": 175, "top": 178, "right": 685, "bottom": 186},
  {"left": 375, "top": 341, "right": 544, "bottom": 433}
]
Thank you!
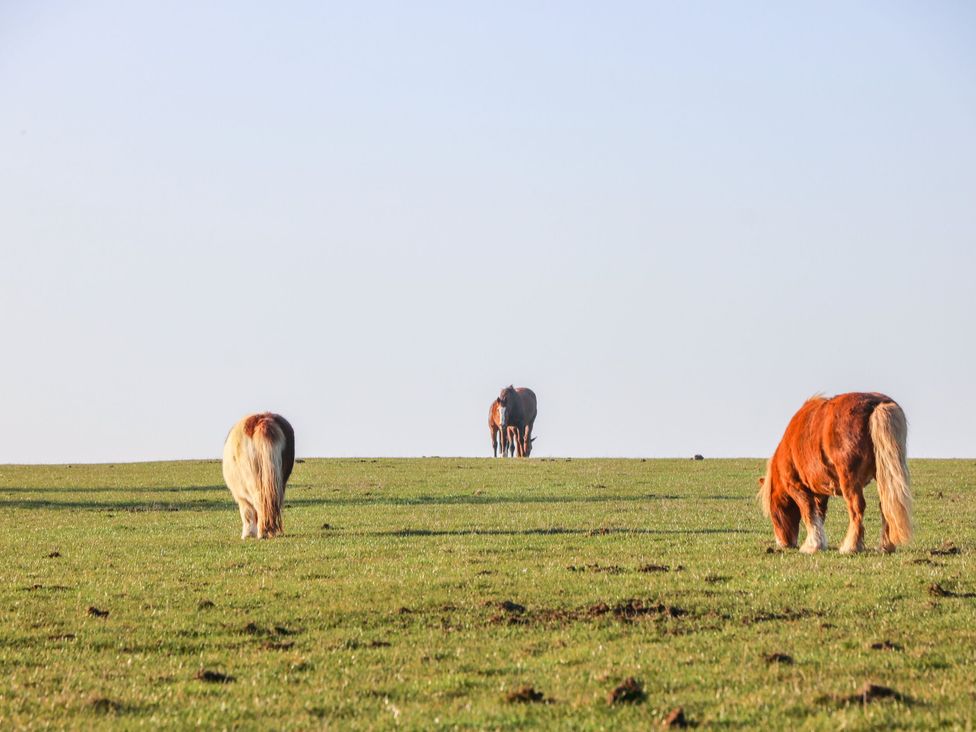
[
  {"left": 251, "top": 417, "right": 287, "bottom": 538},
  {"left": 869, "top": 401, "right": 912, "bottom": 546}
]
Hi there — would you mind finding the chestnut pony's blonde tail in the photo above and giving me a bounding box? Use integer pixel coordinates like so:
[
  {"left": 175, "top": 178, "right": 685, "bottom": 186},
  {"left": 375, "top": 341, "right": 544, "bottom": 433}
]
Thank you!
[{"left": 869, "top": 401, "right": 913, "bottom": 546}]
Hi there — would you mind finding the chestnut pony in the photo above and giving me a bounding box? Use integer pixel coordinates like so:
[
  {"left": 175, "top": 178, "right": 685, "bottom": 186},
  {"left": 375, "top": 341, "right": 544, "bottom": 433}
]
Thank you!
[
  {"left": 497, "top": 386, "right": 537, "bottom": 457},
  {"left": 488, "top": 399, "right": 516, "bottom": 457},
  {"left": 759, "top": 393, "right": 912, "bottom": 554},
  {"left": 222, "top": 413, "right": 295, "bottom": 539}
]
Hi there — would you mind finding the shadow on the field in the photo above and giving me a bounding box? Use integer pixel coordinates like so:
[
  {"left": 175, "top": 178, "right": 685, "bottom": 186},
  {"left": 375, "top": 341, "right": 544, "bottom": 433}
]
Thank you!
[
  {"left": 284, "top": 492, "right": 747, "bottom": 508},
  {"left": 366, "top": 527, "right": 756, "bottom": 537},
  {"left": 0, "top": 490, "right": 747, "bottom": 512},
  {"left": 0, "top": 484, "right": 222, "bottom": 494},
  {"left": 0, "top": 485, "right": 228, "bottom": 512}
]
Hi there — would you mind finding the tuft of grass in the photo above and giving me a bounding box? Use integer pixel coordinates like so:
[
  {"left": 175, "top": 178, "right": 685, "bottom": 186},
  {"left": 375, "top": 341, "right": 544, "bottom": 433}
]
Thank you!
[{"left": 0, "top": 457, "right": 973, "bottom": 728}]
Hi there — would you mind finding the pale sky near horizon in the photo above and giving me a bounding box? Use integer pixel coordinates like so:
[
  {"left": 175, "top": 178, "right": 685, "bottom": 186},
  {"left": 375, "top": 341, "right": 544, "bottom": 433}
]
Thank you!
[{"left": 2, "top": 2, "right": 975, "bottom": 463}]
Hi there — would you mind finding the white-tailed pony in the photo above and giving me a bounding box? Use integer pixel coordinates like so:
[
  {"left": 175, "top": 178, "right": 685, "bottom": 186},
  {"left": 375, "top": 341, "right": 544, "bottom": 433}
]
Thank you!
[{"left": 222, "top": 413, "right": 295, "bottom": 539}]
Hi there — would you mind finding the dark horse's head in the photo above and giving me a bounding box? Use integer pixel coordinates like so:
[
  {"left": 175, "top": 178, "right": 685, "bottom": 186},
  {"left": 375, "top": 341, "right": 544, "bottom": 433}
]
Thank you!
[{"left": 497, "top": 385, "right": 518, "bottom": 428}]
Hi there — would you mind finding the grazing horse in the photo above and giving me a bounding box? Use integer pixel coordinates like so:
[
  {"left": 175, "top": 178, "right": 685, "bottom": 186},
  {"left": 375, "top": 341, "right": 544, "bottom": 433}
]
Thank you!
[
  {"left": 498, "top": 386, "right": 538, "bottom": 457},
  {"left": 222, "top": 413, "right": 295, "bottom": 539},
  {"left": 758, "top": 393, "right": 912, "bottom": 554}
]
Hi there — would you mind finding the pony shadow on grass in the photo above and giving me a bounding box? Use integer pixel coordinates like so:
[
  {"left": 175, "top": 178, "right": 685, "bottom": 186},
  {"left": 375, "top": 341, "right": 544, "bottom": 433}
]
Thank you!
[
  {"left": 0, "top": 488, "right": 748, "bottom": 513},
  {"left": 364, "top": 527, "right": 756, "bottom": 538},
  {"left": 0, "top": 485, "right": 228, "bottom": 512}
]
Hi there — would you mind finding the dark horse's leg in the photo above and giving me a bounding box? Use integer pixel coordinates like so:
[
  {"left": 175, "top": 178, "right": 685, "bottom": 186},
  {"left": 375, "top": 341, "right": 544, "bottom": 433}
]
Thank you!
[{"left": 491, "top": 425, "right": 498, "bottom": 458}]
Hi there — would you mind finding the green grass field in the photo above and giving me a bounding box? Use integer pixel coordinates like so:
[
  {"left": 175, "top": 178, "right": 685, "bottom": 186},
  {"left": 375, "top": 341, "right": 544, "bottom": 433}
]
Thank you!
[{"left": 1, "top": 458, "right": 974, "bottom": 730}]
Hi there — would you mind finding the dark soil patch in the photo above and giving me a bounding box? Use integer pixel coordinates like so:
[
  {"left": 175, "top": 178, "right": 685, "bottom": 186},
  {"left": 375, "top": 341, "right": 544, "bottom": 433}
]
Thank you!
[
  {"left": 262, "top": 640, "right": 295, "bottom": 651},
  {"left": 26, "top": 584, "right": 72, "bottom": 592},
  {"left": 589, "top": 599, "right": 685, "bottom": 621},
  {"left": 911, "top": 557, "right": 936, "bottom": 565},
  {"left": 506, "top": 685, "right": 549, "bottom": 703},
  {"left": 87, "top": 606, "right": 109, "bottom": 618},
  {"left": 197, "top": 600, "right": 215, "bottom": 610},
  {"left": 341, "top": 638, "right": 392, "bottom": 650},
  {"left": 195, "top": 669, "right": 234, "bottom": 683},
  {"left": 499, "top": 600, "right": 526, "bottom": 614},
  {"left": 47, "top": 551, "right": 61, "bottom": 558},
  {"left": 928, "top": 583, "right": 976, "bottom": 598},
  {"left": 243, "top": 622, "right": 263, "bottom": 635},
  {"left": 567, "top": 563, "right": 624, "bottom": 574},
  {"left": 397, "top": 606, "right": 413, "bottom": 614},
  {"left": 930, "top": 542, "right": 961, "bottom": 556},
  {"left": 703, "top": 574, "right": 730, "bottom": 584},
  {"left": 490, "top": 597, "right": 688, "bottom": 626},
  {"left": 871, "top": 640, "right": 903, "bottom": 651},
  {"left": 607, "top": 677, "right": 645, "bottom": 705},
  {"left": 638, "top": 563, "right": 674, "bottom": 573},
  {"left": 764, "top": 652, "right": 794, "bottom": 665},
  {"left": 321, "top": 523, "right": 333, "bottom": 530},
  {"left": 744, "top": 608, "right": 818, "bottom": 625},
  {"left": 663, "top": 706, "right": 689, "bottom": 727},
  {"left": 89, "top": 697, "right": 123, "bottom": 714},
  {"left": 476, "top": 569, "right": 495, "bottom": 576},
  {"left": 49, "top": 633, "right": 76, "bottom": 641},
  {"left": 842, "top": 683, "right": 911, "bottom": 705}
]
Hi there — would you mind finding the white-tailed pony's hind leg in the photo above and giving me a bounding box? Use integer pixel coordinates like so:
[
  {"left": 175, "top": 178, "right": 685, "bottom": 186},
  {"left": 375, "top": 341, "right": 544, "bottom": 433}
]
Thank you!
[{"left": 238, "top": 501, "right": 258, "bottom": 539}]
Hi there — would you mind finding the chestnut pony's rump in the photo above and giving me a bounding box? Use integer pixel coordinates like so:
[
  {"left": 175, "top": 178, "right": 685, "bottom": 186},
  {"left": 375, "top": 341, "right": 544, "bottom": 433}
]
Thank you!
[
  {"left": 488, "top": 399, "right": 515, "bottom": 457},
  {"left": 222, "top": 413, "right": 295, "bottom": 539},
  {"left": 497, "top": 386, "right": 538, "bottom": 457},
  {"left": 759, "top": 393, "right": 912, "bottom": 554}
]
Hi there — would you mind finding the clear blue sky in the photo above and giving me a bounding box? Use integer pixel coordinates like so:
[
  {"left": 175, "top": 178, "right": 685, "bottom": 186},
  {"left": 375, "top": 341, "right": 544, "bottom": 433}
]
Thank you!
[{"left": 2, "top": 2, "right": 974, "bottom": 462}]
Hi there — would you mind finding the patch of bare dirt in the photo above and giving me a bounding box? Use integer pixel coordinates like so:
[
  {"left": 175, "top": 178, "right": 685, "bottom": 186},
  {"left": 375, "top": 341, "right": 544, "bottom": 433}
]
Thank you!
[
  {"left": 197, "top": 600, "right": 215, "bottom": 610},
  {"left": 88, "top": 697, "right": 123, "bottom": 714},
  {"left": 588, "top": 599, "right": 685, "bottom": 621},
  {"left": 870, "top": 639, "right": 903, "bottom": 651},
  {"left": 262, "top": 640, "right": 296, "bottom": 650},
  {"left": 638, "top": 563, "right": 669, "bottom": 573},
  {"left": 607, "top": 677, "right": 645, "bottom": 705},
  {"left": 703, "top": 574, "right": 730, "bottom": 583},
  {"left": 842, "top": 683, "right": 910, "bottom": 705},
  {"left": 567, "top": 563, "right": 624, "bottom": 574},
  {"left": 506, "top": 685, "right": 549, "bottom": 703},
  {"left": 195, "top": 669, "right": 234, "bottom": 683},
  {"left": 763, "top": 652, "right": 794, "bottom": 665},
  {"left": 87, "top": 606, "right": 109, "bottom": 618},
  {"left": 47, "top": 551, "right": 61, "bottom": 558},
  {"left": 928, "top": 583, "right": 976, "bottom": 598},
  {"left": 663, "top": 706, "right": 689, "bottom": 727},
  {"left": 930, "top": 542, "right": 961, "bottom": 556},
  {"left": 743, "top": 608, "right": 818, "bottom": 625}
]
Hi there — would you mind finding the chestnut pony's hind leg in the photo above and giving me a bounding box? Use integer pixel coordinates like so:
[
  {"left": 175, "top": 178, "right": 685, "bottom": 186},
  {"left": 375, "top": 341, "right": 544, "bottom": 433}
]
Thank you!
[{"left": 838, "top": 479, "right": 866, "bottom": 554}]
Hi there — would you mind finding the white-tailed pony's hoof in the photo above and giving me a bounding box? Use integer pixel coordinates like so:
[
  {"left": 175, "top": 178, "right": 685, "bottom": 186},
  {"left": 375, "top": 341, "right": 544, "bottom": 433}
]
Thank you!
[
  {"left": 838, "top": 542, "right": 863, "bottom": 554},
  {"left": 879, "top": 542, "right": 896, "bottom": 554},
  {"left": 799, "top": 543, "right": 820, "bottom": 554}
]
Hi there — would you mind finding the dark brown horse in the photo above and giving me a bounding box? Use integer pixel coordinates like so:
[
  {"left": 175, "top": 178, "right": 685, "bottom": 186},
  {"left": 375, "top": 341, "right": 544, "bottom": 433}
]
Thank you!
[
  {"left": 758, "top": 392, "right": 912, "bottom": 554},
  {"left": 498, "top": 386, "right": 538, "bottom": 457}
]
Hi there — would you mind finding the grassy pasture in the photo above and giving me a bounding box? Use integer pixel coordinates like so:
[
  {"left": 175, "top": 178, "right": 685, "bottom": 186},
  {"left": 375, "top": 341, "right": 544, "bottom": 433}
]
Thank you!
[{"left": 1, "top": 457, "right": 974, "bottom": 730}]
